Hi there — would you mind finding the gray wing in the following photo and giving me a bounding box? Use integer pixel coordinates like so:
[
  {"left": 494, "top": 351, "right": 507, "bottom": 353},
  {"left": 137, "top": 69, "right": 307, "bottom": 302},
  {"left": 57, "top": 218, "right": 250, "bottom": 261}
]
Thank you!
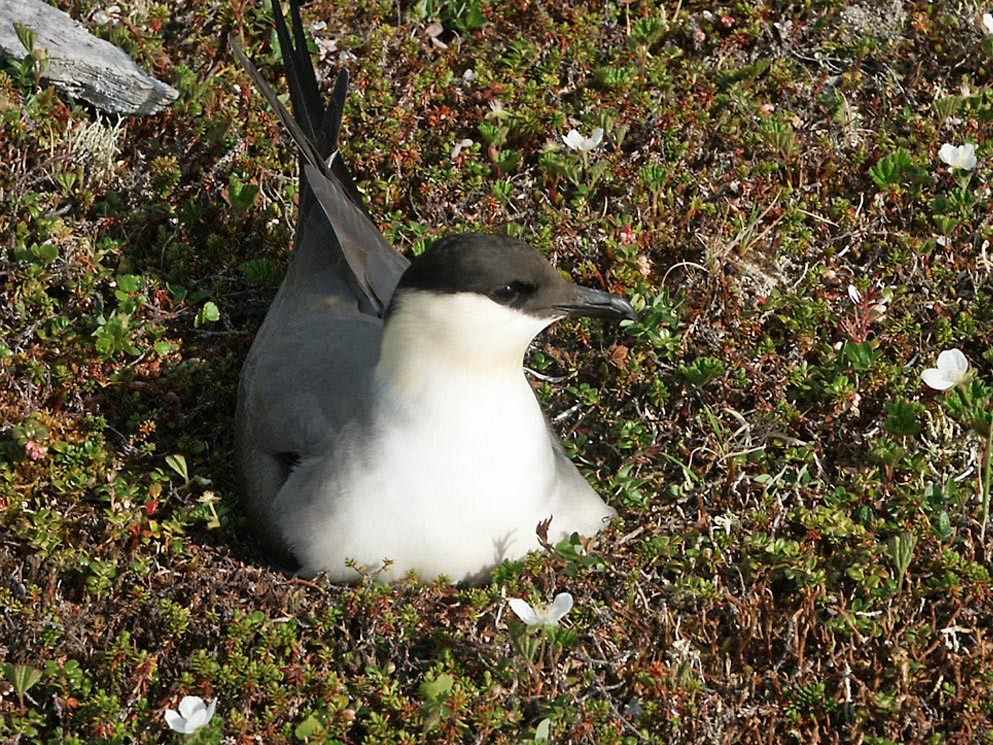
[{"left": 231, "top": 0, "right": 408, "bottom": 563}]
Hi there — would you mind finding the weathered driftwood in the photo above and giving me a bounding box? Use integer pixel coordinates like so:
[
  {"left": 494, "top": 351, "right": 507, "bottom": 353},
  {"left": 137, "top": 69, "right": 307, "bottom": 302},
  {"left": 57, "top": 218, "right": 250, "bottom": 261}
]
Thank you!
[{"left": 0, "top": 0, "right": 177, "bottom": 115}]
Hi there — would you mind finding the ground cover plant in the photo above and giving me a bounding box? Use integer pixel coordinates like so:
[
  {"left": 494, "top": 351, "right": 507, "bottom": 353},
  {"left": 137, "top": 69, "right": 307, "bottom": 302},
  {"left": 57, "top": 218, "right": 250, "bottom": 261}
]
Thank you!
[{"left": 2, "top": 0, "right": 993, "bottom": 742}]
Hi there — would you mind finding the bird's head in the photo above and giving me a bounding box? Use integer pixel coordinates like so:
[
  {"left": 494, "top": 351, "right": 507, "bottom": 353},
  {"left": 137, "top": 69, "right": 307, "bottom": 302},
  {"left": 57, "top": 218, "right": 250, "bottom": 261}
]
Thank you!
[{"left": 379, "top": 234, "right": 636, "bottom": 375}]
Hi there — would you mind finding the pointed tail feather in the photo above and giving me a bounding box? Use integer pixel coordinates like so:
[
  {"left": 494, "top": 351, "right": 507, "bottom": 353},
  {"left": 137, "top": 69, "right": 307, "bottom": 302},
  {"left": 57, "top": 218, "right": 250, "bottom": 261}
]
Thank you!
[
  {"left": 229, "top": 37, "right": 323, "bottom": 173},
  {"left": 229, "top": 0, "right": 408, "bottom": 315}
]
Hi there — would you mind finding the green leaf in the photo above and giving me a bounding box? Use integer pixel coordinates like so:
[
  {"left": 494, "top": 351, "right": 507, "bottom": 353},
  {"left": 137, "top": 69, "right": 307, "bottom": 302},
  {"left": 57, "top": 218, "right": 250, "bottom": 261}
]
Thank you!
[
  {"left": 294, "top": 714, "right": 325, "bottom": 740},
  {"left": 194, "top": 301, "right": 220, "bottom": 328},
  {"left": 227, "top": 173, "right": 259, "bottom": 215},
  {"left": 13, "top": 22, "right": 37, "bottom": 53},
  {"left": 30, "top": 242, "right": 58, "bottom": 265},
  {"left": 478, "top": 121, "right": 508, "bottom": 147},
  {"left": 842, "top": 340, "right": 880, "bottom": 372},
  {"left": 3, "top": 663, "right": 43, "bottom": 697},
  {"left": 679, "top": 356, "right": 725, "bottom": 387},
  {"left": 933, "top": 510, "right": 953, "bottom": 542},
  {"left": 884, "top": 398, "right": 923, "bottom": 437},
  {"left": 93, "top": 313, "right": 139, "bottom": 358},
  {"left": 869, "top": 147, "right": 926, "bottom": 189},
  {"left": 240, "top": 258, "right": 282, "bottom": 287},
  {"left": 165, "top": 454, "right": 189, "bottom": 483},
  {"left": 116, "top": 274, "right": 143, "bottom": 293},
  {"left": 418, "top": 672, "right": 454, "bottom": 705}
]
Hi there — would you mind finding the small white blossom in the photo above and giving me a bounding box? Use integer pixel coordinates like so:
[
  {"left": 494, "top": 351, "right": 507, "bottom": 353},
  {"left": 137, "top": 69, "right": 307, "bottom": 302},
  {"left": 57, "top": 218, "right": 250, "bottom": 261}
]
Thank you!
[
  {"left": 462, "top": 68, "right": 477, "bottom": 83},
  {"left": 712, "top": 512, "right": 737, "bottom": 536},
  {"left": 450, "top": 138, "right": 474, "bottom": 161},
  {"left": 562, "top": 127, "right": 604, "bottom": 152},
  {"left": 508, "top": 592, "right": 573, "bottom": 627},
  {"left": 92, "top": 5, "right": 120, "bottom": 24},
  {"left": 938, "top": 143, "right": 977, "bottom": 171},
  {"left": 847, "top": 284, "right": 862, "bottom": 304},
  {"left": 487, "top": 99, "right": 509, "bottom": 120},
  {"left": 921, "top": 349, "right": 971, "bottom": 391},
  {"left": 164, "top": 696, "right": 216, "bottom": 735},
  {"left": 983, "top": 13, "right": 993, "bottom": 35}
]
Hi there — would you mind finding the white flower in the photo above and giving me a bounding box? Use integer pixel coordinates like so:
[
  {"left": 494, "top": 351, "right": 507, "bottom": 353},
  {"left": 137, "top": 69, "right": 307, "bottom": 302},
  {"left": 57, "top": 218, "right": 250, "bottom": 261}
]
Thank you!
[
  {"left": 712, "top": 512, "right": 737, "bottom": 536},
  {"left": 562, "top": 128, "right": 604, "bottom": 153},
  {"left": 847, "top": 284, "right": 862, "bottom": 304},
  {"left": 938, "top": 143, "right": 977, "bottom": 171},
  {"left": 164, "top": 696, "right": 217, "bottom": 735},
  {"left": 450, "top": 138, "right": 474, "bottom": 161},
  {"left": 983, "top": 13, "right": 993, "bottom": 35},
  {"left": 487, "top": 99, "right": 510, "bottom": 120},
  {"left": 921, "top": 349, "right": 970, "bottom": 391},
  {"left": 508, "top": 592, "right": 573, "bottom": 627},
  {"left": 92, "top": 5, "right": 120, "bottom": 24}
]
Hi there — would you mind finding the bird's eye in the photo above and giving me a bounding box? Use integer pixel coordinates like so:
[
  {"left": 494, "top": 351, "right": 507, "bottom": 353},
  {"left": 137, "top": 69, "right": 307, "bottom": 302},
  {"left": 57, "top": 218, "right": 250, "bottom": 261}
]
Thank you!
[{"left": 491, "top": 280, "right": 535, "bottom": 305}]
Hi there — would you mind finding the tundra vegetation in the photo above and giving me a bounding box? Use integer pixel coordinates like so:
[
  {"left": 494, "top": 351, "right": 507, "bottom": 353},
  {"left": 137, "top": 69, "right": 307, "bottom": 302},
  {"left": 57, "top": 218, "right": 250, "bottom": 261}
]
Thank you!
[{"left": 1, "top": 1, "right": 992, "bottom": 742}]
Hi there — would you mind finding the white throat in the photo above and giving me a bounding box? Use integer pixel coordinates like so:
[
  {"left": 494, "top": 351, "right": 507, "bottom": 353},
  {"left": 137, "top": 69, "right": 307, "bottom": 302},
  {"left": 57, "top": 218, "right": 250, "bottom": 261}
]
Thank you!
[{"left": 375, "top": 290, "right": 556, "bottom": 397}]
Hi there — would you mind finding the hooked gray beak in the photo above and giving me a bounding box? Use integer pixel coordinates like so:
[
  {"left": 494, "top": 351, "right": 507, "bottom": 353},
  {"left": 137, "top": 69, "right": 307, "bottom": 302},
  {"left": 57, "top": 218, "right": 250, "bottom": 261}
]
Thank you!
[{"left": 555, "top": 286, "right": 638, "bottom": 322}]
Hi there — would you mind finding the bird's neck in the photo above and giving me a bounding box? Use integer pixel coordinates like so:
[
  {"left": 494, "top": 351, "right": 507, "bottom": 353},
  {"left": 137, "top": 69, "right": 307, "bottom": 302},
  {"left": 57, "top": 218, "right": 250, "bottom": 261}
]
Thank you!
[
  {"left": 374, "top": 291, "right": 552, "bottom": 400},
  {"left": 374, "top": 319, "right": 529, "bottom": 406}
]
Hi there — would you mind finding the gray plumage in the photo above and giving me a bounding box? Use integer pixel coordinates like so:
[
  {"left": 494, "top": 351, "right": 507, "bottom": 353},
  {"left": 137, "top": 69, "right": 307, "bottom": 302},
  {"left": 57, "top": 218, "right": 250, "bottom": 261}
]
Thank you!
[{"left": 231, "top": 1, "right": 636, "bottom": 583}]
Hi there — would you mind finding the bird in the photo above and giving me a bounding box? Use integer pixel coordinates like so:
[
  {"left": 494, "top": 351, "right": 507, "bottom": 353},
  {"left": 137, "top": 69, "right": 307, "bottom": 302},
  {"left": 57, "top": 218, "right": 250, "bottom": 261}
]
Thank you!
[{"left": 230, "top": 0, "right": 637, "bottom": 584}]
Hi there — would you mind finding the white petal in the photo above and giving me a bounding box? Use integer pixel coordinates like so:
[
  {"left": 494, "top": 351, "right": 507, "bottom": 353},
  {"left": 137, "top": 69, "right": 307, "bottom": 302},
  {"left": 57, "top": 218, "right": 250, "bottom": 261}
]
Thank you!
[
  {"left": 548, "top": 592, "right": 574, "bottom": 622},
  {"left": 921, "top": 369, "right": 955, "bottom": 390},
  {"left": 847, "top": 284, "right": 862, "bottom": 304},
  {"left": 509, "top": 598, "right": 539, "bottom": 625},
  {"left": 164, "top": 709, "right": 188, "bottom": 734},
  {"left": 185, "top": 709, "right": 207, "bottom": 732},
  {"left": 562, "top": 130, "right": 582, "bottom": 150},
  {"left": 177, "top": 696, "right": 203, "bottom": 719},
  {"left": 450, "top": 138, "right": 473, "bottom": 161},
  {"left": 938, "top": 143, "right": 956, "bottom": 166},
  {"left": 589, "top": 128, "right": 604, "bottom": 148},
  {"left": 960, "top": 143, "right": 978, "bottom": 170},
  {"left": 203, "top": 699, "right": 217, "bottom": 724},
  {"left": 937, "top": 348, "right": 969, "bottom": 377},
  {"left": 984, "top": 13, "right": 993, "bottom": 34}
]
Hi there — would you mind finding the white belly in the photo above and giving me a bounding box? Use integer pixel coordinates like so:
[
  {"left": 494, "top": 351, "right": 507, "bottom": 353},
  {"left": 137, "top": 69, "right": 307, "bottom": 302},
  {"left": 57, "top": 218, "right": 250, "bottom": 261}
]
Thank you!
[{"left": 280, "top": 373, "right": 564, "bottom": 582}]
